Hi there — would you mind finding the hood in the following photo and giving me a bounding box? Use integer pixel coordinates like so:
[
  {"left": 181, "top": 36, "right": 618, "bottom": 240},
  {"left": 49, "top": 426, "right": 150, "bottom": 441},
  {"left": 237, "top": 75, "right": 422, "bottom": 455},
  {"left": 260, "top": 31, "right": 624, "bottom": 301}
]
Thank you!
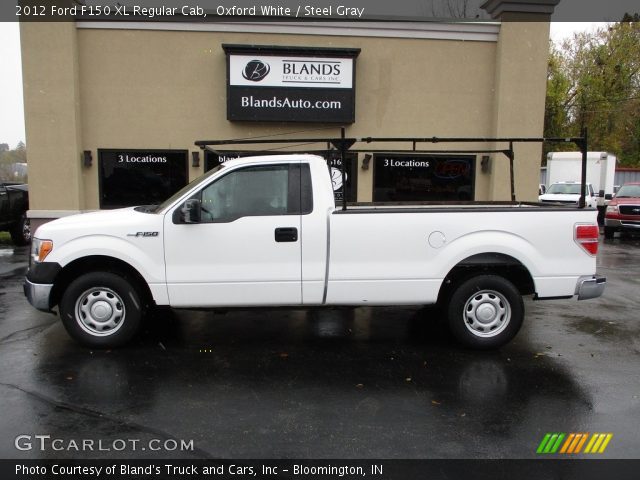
[
  {"left": 539, "top": 193, "right": 579, "bottom": 203},
  {"left": 34, "top": 207, "right": 164, "bottom": 242},
  {"left": 5, "top": 183, "right": 28, "bottom": 192},
  {"left": 609, "top": 196, "right": 640, "bottom": 206}
]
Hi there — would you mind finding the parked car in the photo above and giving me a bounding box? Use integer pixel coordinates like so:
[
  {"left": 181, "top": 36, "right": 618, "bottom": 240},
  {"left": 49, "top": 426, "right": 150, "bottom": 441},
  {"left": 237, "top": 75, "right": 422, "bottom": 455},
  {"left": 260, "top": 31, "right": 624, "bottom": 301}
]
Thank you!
[
  {"left": 24, "top": 155, "right": 605, "bottom": 349},
  {"left": 545, "top": 151, "right": 616, "bottom": 208},
  {"left": 538, "top": 181, "right": 599, "bottom": 208},
  {"left": 0, "top": 181, "right": 30, "bottom": 245},
  {"left": 604, "top": 182, "right": 640, "bottom": 239}
]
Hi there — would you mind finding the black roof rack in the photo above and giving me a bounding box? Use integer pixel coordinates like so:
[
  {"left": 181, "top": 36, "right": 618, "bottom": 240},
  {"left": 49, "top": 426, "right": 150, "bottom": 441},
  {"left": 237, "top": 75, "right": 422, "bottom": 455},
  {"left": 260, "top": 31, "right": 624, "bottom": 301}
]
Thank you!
[{"left": 196, "top": 128, "right": 589, "bottom": 211}]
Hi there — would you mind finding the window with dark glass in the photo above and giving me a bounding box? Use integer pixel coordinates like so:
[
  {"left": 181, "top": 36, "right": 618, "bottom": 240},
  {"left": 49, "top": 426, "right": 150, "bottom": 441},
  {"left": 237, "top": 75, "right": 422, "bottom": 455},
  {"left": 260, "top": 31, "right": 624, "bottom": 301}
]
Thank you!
[
  {"left": 325, "top": 152, "right": 357, "bottom": 203},
  {"left": 373, "top": 154, "right": 475, "bottom": 202},
  {"left": 99, "top": 149, "right": 188, "bottom": 208},
  {"left": 195, "top": 163, "right": 312, "bottom": 223}
]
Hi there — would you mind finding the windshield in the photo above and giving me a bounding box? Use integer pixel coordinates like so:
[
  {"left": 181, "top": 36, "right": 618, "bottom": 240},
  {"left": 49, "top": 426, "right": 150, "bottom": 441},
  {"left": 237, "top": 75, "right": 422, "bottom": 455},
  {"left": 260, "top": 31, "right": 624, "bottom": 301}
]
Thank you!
[
  {"left": 547, "top": 183, "right": 582, "bottom": 195},
  {"left": 615, "top": 185, "right": 640, "bottom": 198},
  {"left": 154, "top": 164, "right": 225, "bottom": 212}
]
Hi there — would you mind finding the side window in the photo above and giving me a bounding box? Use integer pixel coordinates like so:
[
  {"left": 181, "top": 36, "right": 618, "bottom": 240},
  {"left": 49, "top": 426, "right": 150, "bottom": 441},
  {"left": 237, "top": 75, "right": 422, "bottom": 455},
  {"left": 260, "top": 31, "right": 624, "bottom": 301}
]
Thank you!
[{"left": 199, "top": 165, "right": 290, "bottom": 222}]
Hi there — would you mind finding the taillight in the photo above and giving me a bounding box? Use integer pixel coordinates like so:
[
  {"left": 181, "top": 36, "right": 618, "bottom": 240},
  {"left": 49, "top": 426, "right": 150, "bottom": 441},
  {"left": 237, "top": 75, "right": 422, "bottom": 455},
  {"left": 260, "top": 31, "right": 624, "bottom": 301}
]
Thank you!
[{"left": 575, "top": 224, "right": 599, "bottom": 255}]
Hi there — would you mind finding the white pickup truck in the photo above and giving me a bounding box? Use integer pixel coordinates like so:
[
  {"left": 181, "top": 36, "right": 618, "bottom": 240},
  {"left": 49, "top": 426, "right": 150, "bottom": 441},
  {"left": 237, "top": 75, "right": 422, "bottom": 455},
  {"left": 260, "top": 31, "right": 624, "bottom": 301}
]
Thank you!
[
  {"left": 24, "top": 154, "right": 606, "bottom": 349},
  {"left": 539, "top": 181, "right": 599, "bottom": 209}
]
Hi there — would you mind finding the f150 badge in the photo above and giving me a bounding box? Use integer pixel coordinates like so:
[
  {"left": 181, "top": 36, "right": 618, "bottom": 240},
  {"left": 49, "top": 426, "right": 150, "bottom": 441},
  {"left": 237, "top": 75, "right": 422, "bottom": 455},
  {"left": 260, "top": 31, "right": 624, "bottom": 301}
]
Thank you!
[{"left": 127, "top": 232, "right": 159, "bottom": 237}]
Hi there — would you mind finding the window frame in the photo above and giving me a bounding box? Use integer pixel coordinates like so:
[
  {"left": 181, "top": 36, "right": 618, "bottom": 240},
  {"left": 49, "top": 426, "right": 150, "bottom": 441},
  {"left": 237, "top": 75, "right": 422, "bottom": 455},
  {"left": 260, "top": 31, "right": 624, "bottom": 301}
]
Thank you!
[{"left": 172, "top": 162, "right": 313, "bottom": 224}]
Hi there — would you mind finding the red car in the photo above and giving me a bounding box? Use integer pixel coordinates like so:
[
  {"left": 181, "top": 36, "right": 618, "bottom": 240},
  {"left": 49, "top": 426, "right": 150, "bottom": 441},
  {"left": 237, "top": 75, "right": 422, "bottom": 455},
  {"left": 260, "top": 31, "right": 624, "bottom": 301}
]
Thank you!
[{"left": 604, "top": 182, "right": 640, "bottom": 239}]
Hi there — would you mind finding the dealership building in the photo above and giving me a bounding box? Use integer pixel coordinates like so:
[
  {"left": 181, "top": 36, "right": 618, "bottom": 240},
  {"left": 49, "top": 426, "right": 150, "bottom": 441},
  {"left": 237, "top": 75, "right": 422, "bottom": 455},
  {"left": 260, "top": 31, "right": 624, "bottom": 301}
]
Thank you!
[{"left": 20, "top": 0, "right": 560, "bottom": 230}]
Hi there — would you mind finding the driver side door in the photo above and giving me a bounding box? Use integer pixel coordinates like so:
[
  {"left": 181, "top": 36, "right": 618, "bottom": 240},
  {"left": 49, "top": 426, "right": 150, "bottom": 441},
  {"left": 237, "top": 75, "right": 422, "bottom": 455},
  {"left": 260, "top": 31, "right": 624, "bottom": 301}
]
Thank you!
[{"left": 163, "top": 162, "right": 306, "bottom": 307}]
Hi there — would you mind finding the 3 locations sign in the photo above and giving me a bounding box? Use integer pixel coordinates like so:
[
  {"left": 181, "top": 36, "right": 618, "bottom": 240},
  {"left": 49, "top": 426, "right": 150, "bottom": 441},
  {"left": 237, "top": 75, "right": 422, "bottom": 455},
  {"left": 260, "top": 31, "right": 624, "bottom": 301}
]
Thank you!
[{"left": 223, "top": 44, "right": 360, "bottom": 123}]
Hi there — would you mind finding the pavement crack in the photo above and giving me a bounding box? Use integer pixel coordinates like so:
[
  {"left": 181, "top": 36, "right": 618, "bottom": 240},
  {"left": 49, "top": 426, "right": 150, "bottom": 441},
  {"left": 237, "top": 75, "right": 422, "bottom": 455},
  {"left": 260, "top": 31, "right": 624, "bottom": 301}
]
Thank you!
[
  {"left": 0, "top": 320, "right": 58, "bottom": 345},
  {"left": 0, "top": 382, "right": 213, "bottom": 458}
]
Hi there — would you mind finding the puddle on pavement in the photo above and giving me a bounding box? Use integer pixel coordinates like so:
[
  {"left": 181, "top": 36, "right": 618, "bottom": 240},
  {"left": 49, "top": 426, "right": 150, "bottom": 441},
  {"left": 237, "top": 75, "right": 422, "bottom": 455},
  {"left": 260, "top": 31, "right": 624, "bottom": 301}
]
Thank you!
[{"left": 567, "top": 316, "right": 631, "bottom": 339}]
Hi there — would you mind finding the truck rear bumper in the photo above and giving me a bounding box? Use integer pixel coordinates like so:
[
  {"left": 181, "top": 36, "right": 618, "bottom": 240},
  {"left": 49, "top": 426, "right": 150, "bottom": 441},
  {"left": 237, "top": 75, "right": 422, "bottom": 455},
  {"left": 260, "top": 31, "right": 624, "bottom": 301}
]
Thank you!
[
  {"left": 23, "top": 279, "right": 53, "bottom": 311},
  {"left": 575, "top": 275, "right": 606, "bottom": 300}
]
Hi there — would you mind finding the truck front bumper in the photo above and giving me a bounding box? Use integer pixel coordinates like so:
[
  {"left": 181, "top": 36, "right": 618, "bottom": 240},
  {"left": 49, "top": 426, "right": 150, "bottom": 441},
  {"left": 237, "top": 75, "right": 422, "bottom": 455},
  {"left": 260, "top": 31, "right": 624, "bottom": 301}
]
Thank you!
[
  {"left": 23, "top": 279, "right": 53, "bottom": 311},
  {"left": 23, "top": 262, "right": 61, "bottom": 312},
  {"left": 575, "top": 275, "right": 606, "bottom": 300},
  {"left": 605, "top": 218, "right": 640, "bottom": 230}
]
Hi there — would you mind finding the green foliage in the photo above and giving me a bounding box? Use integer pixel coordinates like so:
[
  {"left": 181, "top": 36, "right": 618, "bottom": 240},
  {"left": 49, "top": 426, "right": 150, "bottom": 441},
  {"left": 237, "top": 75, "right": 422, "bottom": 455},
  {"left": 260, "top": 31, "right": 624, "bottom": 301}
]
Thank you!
[
  {"left": 544, "top": 20, "right": 640, "bottom": 166},
  {"left": 0, "top": 141, "right": 28, "bottom": 183},
  {"left": 0, "top": 232, "right": 11, "bottom": 245}
]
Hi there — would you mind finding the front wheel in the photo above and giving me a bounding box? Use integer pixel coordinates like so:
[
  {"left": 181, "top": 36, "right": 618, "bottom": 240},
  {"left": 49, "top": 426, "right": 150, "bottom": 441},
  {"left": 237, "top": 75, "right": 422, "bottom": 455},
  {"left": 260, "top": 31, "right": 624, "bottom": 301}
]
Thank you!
[
  {"left": 446, "top": 275, "right": 524, "bottom": 349},
  {"left": 10, "top": 213, "right": 31, "bottom": 246},
  {"left": 59, "top": 272, "right": 143, "bottom": 347}
]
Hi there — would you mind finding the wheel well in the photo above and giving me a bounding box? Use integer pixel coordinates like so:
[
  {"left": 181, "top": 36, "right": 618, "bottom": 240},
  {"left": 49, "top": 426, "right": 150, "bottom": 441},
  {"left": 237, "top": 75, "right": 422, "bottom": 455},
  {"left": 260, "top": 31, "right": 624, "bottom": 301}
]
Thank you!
[
  {"left": 50, "top": 256, "right": 154, "bottom": 309},
  {"left": 438, "top": 253, "right": 535, "bottom": 303}
]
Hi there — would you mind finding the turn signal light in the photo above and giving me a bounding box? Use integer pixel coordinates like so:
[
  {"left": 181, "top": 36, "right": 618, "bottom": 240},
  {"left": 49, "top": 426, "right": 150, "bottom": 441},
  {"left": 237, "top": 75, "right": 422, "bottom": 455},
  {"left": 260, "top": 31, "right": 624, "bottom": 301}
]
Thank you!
[
  {"left": 575, "top": 225, "right": 599, "bottom": 256},
  {"left": 31, "top": 239, "right": 54, "bottom": 264}
]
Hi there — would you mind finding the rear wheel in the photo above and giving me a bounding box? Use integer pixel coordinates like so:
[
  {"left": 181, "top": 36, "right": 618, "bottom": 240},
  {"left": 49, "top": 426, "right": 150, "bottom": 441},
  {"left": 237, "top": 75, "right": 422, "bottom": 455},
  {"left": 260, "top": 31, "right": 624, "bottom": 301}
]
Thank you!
[
  {"left": 9, "top": 213, "right": 31, "bottom": 246},
  {"left": 604, "top": 227, "right": 615, "bottom": 239},
  {"left": 59, "top": 271, "right": 143, "bottom": 347},
  {"left": 447, "top": 275, "right": 523, "bottom": 349}
]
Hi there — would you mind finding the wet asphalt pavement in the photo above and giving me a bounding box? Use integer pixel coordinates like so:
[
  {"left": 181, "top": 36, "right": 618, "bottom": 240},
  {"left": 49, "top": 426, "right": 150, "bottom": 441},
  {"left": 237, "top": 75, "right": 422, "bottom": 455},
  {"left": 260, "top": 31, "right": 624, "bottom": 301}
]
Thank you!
[{"left": 0, "top": 237, "right": 639, "bottom": 460}]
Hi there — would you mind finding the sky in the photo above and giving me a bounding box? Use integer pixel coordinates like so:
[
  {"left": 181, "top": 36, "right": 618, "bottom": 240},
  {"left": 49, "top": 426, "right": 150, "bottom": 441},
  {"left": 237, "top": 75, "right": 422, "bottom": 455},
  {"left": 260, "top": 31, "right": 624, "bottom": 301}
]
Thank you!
[
  {"left": 0, "top": 21, "right": 611, "bottom": 149},
  {"left": 0, "top": 22, "right": 23, "bottom": 149}
]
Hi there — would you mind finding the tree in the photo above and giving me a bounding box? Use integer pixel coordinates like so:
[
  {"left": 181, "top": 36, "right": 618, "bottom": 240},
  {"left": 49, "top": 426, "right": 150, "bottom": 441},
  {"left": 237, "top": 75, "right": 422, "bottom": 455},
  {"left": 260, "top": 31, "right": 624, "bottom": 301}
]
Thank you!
[
  {"left": 0, "top": 142, "right": 28, "bottom": 182},
  {"left": 544, "top": 20, "right": 640, "bottom": 166}
]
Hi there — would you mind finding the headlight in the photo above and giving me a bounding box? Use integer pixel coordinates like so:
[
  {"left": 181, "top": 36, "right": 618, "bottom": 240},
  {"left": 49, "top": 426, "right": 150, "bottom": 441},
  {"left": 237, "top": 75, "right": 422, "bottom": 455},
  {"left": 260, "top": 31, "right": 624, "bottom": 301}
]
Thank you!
[
  {"left": 31, "top": 238, "right": 53, "bottom": 264},
  {"left": 606, "top": 205, "right": 618, "bottom": 214}
]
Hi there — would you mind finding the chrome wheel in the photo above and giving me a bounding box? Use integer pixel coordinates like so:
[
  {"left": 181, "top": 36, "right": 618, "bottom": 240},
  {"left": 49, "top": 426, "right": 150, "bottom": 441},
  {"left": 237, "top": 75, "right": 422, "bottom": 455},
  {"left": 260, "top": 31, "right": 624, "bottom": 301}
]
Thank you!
[
  {"left": 463, "top": 289, "right": 511, "bottom": 338},
  {"left": 75, "top": 287, "right": 126, "bottom": 336},
  {"left": 22, "top": 218, "right": 31, "bottom": 243}
]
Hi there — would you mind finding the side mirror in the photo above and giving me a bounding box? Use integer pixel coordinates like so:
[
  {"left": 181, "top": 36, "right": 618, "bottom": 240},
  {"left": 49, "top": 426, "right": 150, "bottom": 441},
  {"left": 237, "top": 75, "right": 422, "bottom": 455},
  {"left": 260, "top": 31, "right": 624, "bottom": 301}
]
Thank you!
[
  {"left": 181, "top": 199, "right": 201, "bottom": 224},
  {"left": 605, "top": 194, "right": 612, "bottom": 200}
]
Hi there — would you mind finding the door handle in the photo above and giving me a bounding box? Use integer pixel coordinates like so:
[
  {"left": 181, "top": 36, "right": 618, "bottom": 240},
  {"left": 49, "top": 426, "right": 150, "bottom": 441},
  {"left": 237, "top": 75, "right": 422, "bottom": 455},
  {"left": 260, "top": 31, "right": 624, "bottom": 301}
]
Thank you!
[{"left": 275, "top": 227, "right": 298, "bottom": 242}]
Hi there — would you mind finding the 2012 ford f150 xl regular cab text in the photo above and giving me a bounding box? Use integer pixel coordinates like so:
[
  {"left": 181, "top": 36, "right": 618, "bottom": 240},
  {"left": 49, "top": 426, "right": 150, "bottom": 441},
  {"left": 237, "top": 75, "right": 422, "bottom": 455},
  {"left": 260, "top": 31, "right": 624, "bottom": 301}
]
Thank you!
[{"left": 24, "top": 155, "right": 606, "bottom": 349}]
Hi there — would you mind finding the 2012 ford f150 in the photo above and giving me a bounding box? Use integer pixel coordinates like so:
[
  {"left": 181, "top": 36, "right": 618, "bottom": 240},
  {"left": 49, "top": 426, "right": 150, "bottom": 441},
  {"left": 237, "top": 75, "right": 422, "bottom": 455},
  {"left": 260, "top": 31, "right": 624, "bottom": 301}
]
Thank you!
[{"left": 24, "top": 154, "right": 606, "bottom": 349}]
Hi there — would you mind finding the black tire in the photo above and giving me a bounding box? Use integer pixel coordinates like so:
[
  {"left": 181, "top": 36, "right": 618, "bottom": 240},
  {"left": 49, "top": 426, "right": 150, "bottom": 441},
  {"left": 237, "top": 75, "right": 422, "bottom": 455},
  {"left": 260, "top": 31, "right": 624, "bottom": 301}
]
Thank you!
[
  {"left": 9, "top": 213, "right": 31, "bottom": 246},
  {"left": 59, "top": 271, "right": 143, "bottom": 348},
  {"left": 604, "top": 227, "right": 615, "bottom": 239},
  {"left": 446, "top": 275, "right": 524, "bottom": 349}
]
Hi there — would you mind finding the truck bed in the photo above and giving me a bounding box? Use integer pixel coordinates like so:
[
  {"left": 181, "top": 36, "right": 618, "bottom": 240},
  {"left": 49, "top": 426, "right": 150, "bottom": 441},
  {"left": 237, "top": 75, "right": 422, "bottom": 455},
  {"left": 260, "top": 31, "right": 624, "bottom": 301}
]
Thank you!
[{"left": 336, "top": 201, "right": 590, "bottom": 213}]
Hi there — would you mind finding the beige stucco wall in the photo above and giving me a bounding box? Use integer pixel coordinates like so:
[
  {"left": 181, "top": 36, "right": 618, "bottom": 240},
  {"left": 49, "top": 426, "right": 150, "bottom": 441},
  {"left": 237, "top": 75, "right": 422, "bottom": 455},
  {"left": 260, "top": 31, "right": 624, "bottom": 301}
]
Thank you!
[
  {"left": 488, "top": 16, "right": 550, "bottom": 202},
  {"left": 20, "top": 22, "right": 84, "bottom": 212},
  {"left": 21, "top": 20, "right": 551, "bottom": 216}
]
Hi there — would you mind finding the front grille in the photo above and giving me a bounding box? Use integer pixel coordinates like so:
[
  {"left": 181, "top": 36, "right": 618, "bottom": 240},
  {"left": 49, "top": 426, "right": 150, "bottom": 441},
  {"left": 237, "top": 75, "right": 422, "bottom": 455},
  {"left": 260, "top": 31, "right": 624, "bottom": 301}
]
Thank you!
[
  {"left": 541, "top": 199, "right": 577, "bottom": 205},
  {"left": 619, "top": 205, "right": 640, "bottom": 216}
]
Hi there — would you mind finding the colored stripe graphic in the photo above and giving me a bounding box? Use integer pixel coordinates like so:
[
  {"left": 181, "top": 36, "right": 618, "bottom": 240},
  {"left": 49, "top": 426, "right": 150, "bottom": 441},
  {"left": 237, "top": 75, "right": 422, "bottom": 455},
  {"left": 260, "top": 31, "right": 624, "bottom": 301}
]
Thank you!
[
  {"left": 537, "top": 433, "right": 565, "bottom": 454},
  {"left": 585, "top": 433, "right": 613, "bottom": 454},
  {"left": 538, "top": 433, "right": 613, "bottom": 454},
  {"left": 560, "top": 433, "right": 575, "bottom": 454},
  {"left": 537, "top": 433, "right": 552, "bottom": 453}
]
